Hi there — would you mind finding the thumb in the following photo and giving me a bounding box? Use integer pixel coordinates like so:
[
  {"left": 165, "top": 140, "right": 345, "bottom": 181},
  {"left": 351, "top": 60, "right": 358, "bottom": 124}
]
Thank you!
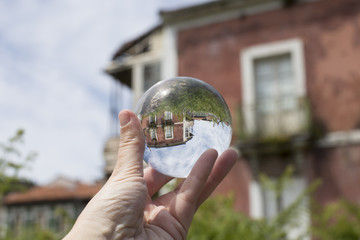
[{"left": 111, "top": 110, "right": 145, "bottom": 178}]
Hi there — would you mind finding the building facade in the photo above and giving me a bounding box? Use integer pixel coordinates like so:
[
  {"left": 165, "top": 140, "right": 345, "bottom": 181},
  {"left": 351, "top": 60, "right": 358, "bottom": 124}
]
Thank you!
[
  {"left": 140, "top": 111, "right": 194, "bottom": 148},
  {"left": 1, "top": 177, "right": 102, "bottom": 236},
  {"left": 104, "top": 0, "right": 360, "bottom": 235}
]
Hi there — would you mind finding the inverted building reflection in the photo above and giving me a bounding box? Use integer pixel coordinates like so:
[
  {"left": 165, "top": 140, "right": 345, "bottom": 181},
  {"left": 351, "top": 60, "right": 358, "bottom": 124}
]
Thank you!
[{"left": 140, "top": 111, "right": 220, "bottom": 148}]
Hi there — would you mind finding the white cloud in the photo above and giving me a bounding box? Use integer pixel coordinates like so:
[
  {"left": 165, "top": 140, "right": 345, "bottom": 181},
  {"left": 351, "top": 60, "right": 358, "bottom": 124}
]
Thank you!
[{"left": 0, "top": 0, "right": 212, "bottom": 185}]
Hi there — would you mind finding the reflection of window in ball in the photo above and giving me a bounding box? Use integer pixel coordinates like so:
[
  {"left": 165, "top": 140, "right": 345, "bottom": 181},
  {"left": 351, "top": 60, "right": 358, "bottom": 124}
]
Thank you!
[
  {"left": 135, "top": 77, "right": 232, "bottom": 178},
  {"left": 149, "top": 128, "right": 157, "bottom": 141}
]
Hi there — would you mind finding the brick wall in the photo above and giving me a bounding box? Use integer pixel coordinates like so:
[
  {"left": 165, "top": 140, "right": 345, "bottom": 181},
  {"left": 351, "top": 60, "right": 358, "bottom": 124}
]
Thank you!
[
  {"left": 141, "top": 114, "right": 186, "bottom": 147},
  {"left": 308, "top": 145, "right": 360, "bottom": 204},
  {"left": 177, "top": 0, "right": 360, "bottom": 210},
  {"left": 177, "top": 0, "right": 360, "bottom": 132}
]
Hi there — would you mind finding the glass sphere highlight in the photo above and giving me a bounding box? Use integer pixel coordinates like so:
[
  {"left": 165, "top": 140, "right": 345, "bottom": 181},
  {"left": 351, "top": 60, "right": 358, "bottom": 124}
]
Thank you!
[{"left": 135, "top": 77, "right": 232, "bottom": 178}]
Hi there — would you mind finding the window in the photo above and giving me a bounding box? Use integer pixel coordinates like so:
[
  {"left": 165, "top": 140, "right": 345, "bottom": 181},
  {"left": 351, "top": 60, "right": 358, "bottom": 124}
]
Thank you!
[
  {"left": 164, "top": 111, "right": 172, "bottom": 121},
  {"left": 254, "top": 54, "right": 300, "bottom": 136},
  {"left": 24, "top": 208, "right": 35, "bottom": 228},
  {"left": 149, "top": 115, "right": 156, "bottom": 124},
  {"left": 35, "top": 207, "right": 47, "bottom": 228},
  {"left": 143, "top": 62, "right": 161, "bottom": 91},
  {"left": 262, "top": 177, "right": 307, "bottom": 219},
  {"left": 241, "top": 39, "right": 306, "bottom": 137},
  {"left": 250, "top": 177, "right": 309, "bottom": 239},
  {"left": 184, "top": 126, "right": 193, "bottom": 138},
  {"left": 185, "top": 127, "right": 190, "bottom": 138},
  {"left": 164, "top": 125, "right": 173, "bottom": 139},
  {"left": 49, "top": 215, "right": 60, "bottom": 232},
  {"left": 150, "top": 128, "right": 157, "bottom": 141}
]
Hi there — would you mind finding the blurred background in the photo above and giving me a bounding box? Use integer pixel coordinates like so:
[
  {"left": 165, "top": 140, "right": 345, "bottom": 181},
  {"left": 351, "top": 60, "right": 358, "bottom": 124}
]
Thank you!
[{"left": 1, "top": 0, "right": 360, "bottom": 239}]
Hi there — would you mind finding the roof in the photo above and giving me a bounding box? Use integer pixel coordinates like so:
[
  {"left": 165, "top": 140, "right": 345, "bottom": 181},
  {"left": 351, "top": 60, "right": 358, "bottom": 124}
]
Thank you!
[
  {"left": 110, "top": 1, "right": 219, "bottom": 60},
  {"left": 110, "top": 0, "right": 288, "bottom": 60},
  {"left": 159, "top": 0, "right": 262, "bottom": 23},
  {"left": 2, "top": 178, "right": 103, "bottom": 205},
  {"left": 159, "top": 0, "right": 304, "bottom": 24},
  {"left": 111, "top": 24, "right": 162, "bottom": 60}
]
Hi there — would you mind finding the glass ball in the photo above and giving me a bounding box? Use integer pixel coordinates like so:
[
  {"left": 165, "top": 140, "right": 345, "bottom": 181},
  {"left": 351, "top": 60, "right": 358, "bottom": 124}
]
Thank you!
[{"left": 135, "top": 77, "right": 232, "bottom": 178}]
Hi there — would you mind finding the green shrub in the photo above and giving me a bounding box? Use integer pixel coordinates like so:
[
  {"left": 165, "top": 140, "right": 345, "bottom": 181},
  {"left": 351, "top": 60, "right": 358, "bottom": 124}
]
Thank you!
[
  {"left": 311, "top": 199, "right": 360, "bottom": 240},
  {"left": 188, "top": 194, "right": 288, "bottom": 240}
]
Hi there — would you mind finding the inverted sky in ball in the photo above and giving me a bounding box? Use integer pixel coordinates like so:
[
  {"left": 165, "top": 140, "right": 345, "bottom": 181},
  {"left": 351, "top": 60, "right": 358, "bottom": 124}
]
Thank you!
[{"left": 135, "top": 77, "right": 232, "bottom": 178}]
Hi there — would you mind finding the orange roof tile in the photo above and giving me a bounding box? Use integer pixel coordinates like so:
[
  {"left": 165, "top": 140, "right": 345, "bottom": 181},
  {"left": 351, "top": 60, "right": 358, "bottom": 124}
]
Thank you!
[{"left": 3, "top": 182, "right": 103, "bottom": 205}]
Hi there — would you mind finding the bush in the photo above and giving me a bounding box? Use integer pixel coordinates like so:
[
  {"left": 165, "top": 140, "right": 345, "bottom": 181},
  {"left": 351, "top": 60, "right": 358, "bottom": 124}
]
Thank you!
[
  {"left": 188, "top": 194, "right": 288, "bottom": 240},
  {"left": 311, "top": 199, "right": 360, "bottom": 240},
  {"left": 188, "top": 166, "right": 319, "bottom": 240}
]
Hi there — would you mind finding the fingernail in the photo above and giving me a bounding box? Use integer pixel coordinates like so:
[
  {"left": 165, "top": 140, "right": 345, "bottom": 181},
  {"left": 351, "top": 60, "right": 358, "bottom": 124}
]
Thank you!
[
  {"left": 119, "top": 111, "right": 131, "bottom": 126},
  {"left": 229, "top": 146, "right": 241, "bottom": 158}
]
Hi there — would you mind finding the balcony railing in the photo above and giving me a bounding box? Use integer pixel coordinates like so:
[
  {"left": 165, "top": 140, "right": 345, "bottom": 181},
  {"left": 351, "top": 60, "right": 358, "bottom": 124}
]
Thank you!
[{"left": 239, "top": 97, "right": 311, "bottom": 141}]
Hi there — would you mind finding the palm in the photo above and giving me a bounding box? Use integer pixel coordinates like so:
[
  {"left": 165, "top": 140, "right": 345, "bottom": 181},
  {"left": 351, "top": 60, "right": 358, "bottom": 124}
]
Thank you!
[
  {"left": 143, "top": 195, "right": 189, "bottom": 239},
  {"left": 133, "top": 149, "right": 237, "bottom": 240}
]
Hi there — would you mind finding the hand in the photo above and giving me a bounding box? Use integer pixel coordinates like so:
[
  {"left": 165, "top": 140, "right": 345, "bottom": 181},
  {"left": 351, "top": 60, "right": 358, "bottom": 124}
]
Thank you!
[{"left": 64, "top": 110, "right": 238, "bottom": 240}]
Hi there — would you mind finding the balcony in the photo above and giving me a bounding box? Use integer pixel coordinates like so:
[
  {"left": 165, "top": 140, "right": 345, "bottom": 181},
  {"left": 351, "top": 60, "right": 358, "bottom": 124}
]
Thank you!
[{"left": 237, "top": 97, "right": 324, "bottom": 157}]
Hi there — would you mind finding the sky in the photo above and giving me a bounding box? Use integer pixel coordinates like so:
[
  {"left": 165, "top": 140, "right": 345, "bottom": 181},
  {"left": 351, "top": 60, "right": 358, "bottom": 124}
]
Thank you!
[
  {"left": 0, "top": 0, "right": 212, "bottom": 185},
  {"left": 145, "top": 120, "right": 232, "bottom": 178}
]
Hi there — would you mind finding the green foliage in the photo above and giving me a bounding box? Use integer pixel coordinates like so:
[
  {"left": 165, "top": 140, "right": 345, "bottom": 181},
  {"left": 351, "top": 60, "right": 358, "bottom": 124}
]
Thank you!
[
  {"left": 311, "top": 200, "right": 360, "bottom": 240},
  {"left": 3, "top": 206, "right": 74, "bottom": 240},
  {"left": 54, "top": 206, "right": 76, "bottom": 230},
  {"left": 140, "top": 78, "right": 231, "bottom": 125},
  {"left": 0, "top": 129, "right": 37, "bottom": 198},
  {"left": 259, "top": 166, "right": 294, "bottom": 202},
  {"left": 188, "top": 166, "right": 321, "bottom": 240},
  {"left": 189, "top": 166, "right": 360, "bottom": 240},
  {"left": 187, "top": 194, "right": 289, "bottom": 240},
  {"left": 4, "top": 225, "right": 57, "bottom": 240},
  {"left": 0, "top": 130, "right": 78, "bottom": 239}
]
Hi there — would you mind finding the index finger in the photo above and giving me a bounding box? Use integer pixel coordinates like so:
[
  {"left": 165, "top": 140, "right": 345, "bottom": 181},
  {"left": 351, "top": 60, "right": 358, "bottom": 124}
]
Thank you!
[{"left": 195, "top": 148, "right": 238, "bottom": 209}]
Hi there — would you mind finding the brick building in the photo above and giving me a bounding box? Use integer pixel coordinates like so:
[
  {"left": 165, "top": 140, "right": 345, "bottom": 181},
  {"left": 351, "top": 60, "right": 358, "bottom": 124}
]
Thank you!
[
  {"left": 1, "top": 177, "right": 102, "bottom": 236},
  {"left": 141, "top": 111, "right": 194, "bottom": 148},
  {"left": 105, "top": 0, "right": 360, "bottom": 236}
]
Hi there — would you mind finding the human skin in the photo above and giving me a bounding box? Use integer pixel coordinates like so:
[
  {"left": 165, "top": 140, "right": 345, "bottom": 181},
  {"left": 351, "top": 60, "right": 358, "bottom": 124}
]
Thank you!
[{"left": 64, "top": 110, "right": 238, "bottom": 240}]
